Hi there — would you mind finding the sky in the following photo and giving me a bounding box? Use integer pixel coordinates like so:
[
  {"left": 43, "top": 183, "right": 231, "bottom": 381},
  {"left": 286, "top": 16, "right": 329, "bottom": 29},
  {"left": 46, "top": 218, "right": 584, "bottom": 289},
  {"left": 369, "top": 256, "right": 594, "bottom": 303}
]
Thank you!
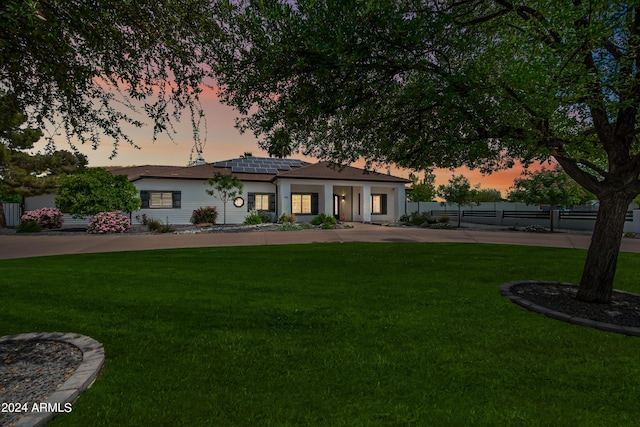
[{"left": 50, "top": 86, "right": 532, "bottom": 195}]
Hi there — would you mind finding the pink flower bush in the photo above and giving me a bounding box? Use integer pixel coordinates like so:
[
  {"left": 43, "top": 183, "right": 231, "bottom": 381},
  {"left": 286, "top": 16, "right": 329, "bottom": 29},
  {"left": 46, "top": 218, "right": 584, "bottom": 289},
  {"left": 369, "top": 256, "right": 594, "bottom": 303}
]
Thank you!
[
  {"left": 20, "top": 207, "right": 64, "bottom": 229},
  {"left": 191, "top": 206, "right": 218, "bottom": 224},
  {"left": 87, "top": 211, "right": 131, "bottom": 234}
]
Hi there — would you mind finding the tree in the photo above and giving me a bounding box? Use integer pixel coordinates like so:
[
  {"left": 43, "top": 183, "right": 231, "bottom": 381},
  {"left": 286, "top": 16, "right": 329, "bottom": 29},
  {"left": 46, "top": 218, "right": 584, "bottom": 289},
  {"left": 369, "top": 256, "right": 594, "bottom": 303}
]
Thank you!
[
  {"left": 1, "top": 1, "right": 218, "bottom": 157},
  {"left": 213, "top": 1, "right": 640, "bottom": 303},
  {"left": 0, "top": 92, "right": 87, "bottom": 227},
  {"left": 207, "top": 172, "right": 243, "bottom": 225},
  {"left": 472, "top": 188, "right": 503, "bottom": 203},
  {"left": 267, "top": 129, "right": 294, "bottom": 158},
  {"left": 437, "top": 175, "right": 478, "bottom": 228},
  {"left": 55, "top": 168, "right": 140, "bottom": 218},
  {"left": 407, "top": 172, "right": 436, "bottom": 202},
  {"left": 508, "top": 168, "right": 593, "bottom": 232}
]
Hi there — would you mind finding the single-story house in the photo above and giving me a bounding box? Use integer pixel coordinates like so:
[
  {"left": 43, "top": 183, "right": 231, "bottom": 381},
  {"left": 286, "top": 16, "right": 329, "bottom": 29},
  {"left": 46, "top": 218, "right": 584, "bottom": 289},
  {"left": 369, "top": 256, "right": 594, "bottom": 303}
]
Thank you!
[{"left": 108, "top": 156, "right": 410, "bottom": 225}]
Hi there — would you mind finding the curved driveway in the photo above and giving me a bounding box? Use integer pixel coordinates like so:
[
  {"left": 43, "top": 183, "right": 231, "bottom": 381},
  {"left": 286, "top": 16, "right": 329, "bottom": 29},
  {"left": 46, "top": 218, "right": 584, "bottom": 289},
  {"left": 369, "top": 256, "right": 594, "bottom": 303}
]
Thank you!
[{"left": 2, "top": 223, "right": 640, "bottom": 260}]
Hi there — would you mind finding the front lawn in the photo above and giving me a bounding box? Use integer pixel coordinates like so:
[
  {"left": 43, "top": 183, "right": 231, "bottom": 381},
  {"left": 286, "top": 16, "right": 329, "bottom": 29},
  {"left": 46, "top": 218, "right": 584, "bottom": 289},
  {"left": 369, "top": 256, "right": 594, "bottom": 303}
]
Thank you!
[{"left": 2, "top": 243, "right": 640, "bottom": 426}]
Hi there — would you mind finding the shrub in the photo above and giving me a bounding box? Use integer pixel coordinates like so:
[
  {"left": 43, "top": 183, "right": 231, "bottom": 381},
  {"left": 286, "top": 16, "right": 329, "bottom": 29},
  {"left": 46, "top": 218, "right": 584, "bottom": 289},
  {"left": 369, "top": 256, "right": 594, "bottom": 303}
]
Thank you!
[
  {"left": 191, "top": 206, "right": 218, "bottom": 224},
  {"left": 429, "top": 222, "right": 456, "bottom": 230},
  {"left": 278, "top": 222, "right": 302, "bottom": 231},
  {"left": 623, "top": 231, "right": 636, "bottom": 238},
  {"left": 258, "top": 210, "right": 274, "bottom": 223},
  {"left": 401, "top": 212, "right": 434, "bottom": 226},
  {"left": 321, "top": 216, "right": 337, "bottom": 229},
  {"left": 20, "top": 207, "right": 64, "bottom": 229},
  {"left": 135, "top": 213, "right": 149, "bottom": 225},
  {"left": 146, "top": 217, "right": 174, "bottom": 233},
  {"left": 311, "top": 213, "right": 328, "bottom": 225},
  {"left": 244, "top": 209, "right": 262, "bottom": 225},
  {"left": 17, "top": 221, "right": 42, "bottom": 233},
  {"left": 278, "top": 213, "right": 296, "bottom": 224},
  {"left": 437, "top": 215, "right": 450, "bottom": 224},
  {"left": 521, "top": 225, "right": 548, "bottom": 233},
  {"left": 146, "top": 218, "right": 163, "bottom": 231},
  {"left": 87, "top": 211, "right": 131, "bottom": 234}
]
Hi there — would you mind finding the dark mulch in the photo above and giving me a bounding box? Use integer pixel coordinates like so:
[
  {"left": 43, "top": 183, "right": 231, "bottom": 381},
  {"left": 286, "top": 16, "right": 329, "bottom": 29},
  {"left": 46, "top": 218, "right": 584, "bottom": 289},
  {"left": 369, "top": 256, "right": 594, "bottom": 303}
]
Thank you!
[{"left": 510, "top": 282, "right": 640, "bottom": 328}]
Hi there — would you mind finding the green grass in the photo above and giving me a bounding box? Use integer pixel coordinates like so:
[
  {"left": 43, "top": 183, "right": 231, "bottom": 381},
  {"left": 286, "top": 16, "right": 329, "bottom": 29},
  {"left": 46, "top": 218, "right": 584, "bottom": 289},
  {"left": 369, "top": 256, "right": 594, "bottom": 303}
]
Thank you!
[{"left": 2, "top": 242, "right": 640, "bottom": 426}]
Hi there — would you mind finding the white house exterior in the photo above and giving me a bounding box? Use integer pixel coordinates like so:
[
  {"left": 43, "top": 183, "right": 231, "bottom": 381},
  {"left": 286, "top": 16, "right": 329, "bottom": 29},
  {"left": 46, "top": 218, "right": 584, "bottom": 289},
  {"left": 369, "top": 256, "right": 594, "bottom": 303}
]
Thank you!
[{"left": 108, "top": 157, "right": 410, "bottom": 225}]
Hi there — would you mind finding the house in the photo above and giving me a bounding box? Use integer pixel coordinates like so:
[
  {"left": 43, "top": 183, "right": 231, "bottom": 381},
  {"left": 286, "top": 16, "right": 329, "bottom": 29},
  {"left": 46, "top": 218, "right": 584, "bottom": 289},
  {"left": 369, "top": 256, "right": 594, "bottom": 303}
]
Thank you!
[{"left": 109, "top": 157, "right": 410, "bottom": 225}]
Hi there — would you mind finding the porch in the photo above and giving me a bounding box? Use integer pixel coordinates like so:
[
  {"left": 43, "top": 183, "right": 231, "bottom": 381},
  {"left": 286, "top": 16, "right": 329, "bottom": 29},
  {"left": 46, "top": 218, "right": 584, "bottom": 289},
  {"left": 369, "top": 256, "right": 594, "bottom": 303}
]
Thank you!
[{"left": 275, "top": 180, "right": 406, "bottom": 223}]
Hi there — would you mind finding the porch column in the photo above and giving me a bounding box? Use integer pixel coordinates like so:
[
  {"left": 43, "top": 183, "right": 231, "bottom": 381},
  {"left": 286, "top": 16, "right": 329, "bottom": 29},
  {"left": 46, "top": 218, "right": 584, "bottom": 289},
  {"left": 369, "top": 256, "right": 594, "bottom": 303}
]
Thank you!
[
  {"left": 278, "top": 181, "right": 291, "bottom": 216},
  {"left": 323, "top": 183, "right": 333, "bottom": 216},
  {"left": 395, "top": 185, "right": 406, "bottom": 220},
  {"left": 362, "top": 185, "right": 371, "bottom": 222}
]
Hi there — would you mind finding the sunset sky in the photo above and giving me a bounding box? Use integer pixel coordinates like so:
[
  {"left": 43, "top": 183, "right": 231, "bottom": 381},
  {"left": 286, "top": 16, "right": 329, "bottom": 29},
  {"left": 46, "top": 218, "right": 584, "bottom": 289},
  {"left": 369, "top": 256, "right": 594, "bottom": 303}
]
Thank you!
[{"left": 52, "top": 86, "right": 536, "bottom": 195}]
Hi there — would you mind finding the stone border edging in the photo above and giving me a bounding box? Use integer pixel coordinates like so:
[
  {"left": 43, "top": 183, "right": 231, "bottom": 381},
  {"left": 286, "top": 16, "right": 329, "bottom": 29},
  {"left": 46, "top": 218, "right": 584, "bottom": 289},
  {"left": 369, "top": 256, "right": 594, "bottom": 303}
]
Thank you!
[
  {"left": 499, "top": 281, "right": 640, "bottom": 337},
  {"left": 0, "top": 332, "right": 105, "bottom": 427}
]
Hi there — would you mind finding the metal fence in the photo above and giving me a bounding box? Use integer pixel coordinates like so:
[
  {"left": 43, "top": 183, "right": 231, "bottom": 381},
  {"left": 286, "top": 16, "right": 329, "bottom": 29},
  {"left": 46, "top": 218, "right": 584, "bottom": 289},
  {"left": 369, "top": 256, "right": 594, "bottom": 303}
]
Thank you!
[
  {"left": 2, "top": 202, "right": 22, "bottom": 227},
  {"left": 558, "top": 210, "right": 633, "bottom": 221}
]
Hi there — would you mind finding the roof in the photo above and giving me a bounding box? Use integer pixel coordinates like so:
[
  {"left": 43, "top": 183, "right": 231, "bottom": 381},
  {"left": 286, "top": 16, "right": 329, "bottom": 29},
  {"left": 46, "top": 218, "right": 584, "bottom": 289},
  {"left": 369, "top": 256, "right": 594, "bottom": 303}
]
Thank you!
[
  {"left": 273, "top": 161, "right": 411, "bottom": 183},
  {"left": 109, "top": 157, "right": 409, "bottom": 184},
  {"left": 213, "top": 157, "right": 306, "bottom": 174},
  {"left": 109, "top": 163, "right": 277, "bottom": 182}
]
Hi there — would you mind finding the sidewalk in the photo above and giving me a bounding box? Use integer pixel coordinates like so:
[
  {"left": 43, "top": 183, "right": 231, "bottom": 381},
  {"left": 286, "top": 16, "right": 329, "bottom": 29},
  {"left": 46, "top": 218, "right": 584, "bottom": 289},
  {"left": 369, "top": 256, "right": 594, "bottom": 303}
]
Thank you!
[{"left": 2, "top": 223, "right": 640, "bottom": 260}]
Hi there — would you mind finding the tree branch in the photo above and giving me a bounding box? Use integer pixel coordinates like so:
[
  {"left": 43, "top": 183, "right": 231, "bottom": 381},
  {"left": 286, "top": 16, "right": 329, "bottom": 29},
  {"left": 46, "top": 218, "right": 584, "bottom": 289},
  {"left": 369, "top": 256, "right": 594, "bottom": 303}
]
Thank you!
[{"left": 553, "top": 155, "right": 605, "bottom": 195}]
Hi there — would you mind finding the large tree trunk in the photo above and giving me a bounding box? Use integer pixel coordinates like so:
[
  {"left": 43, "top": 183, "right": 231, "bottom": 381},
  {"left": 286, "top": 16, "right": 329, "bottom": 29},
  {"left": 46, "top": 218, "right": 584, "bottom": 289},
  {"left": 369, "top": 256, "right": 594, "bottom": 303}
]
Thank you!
[{"left": 575, "top": 192, "right": 633, "bottom": 303}]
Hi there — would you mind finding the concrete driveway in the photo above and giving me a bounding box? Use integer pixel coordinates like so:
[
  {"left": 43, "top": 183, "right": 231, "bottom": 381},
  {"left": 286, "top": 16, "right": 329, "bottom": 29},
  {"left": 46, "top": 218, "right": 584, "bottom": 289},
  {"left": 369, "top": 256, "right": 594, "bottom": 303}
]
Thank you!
[{"left": 1, "top": 223, "right": 640, "bottom": 260}]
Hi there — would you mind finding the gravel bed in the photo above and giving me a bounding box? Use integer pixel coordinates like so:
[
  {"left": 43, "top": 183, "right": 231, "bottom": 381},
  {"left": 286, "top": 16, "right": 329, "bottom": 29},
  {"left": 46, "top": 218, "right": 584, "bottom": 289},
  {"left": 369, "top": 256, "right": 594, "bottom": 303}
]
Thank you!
[
  {"left": 510, "top": 282, "right": 640, "bottom": 328},
  {"left": 0, "top": 222, "right": 355, "bottom": 236},
  {"left": 0, "top": 340, "right": 82, "bottom": 427}
]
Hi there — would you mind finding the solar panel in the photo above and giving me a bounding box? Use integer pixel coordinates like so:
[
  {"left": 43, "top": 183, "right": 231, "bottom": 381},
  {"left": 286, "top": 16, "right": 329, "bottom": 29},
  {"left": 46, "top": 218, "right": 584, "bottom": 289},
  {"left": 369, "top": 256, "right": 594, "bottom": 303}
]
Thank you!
[{"left": 219, "top": 157, "right": 302, "bottom": 174}]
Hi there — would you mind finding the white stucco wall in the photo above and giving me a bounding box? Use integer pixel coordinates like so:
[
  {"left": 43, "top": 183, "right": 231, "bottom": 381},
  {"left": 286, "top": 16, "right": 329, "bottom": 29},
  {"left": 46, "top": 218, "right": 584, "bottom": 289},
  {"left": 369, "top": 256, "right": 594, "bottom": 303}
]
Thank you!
[{"left": 133, "top": 179, "right": 278, "bottom": 225}]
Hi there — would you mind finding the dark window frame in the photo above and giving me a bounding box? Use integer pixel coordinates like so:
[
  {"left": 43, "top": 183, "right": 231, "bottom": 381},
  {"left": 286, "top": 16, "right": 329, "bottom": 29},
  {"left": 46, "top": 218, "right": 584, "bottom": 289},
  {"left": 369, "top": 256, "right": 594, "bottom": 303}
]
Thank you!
[
  {"left": 247, "top": 192, "right": 276, "bottom": 212},
  {"left": 291, "top": 193, "right": 319, "bottom": 215},
  {"left": 140, "top": 191, "right": 181, "bottom": 209},
  {"left": 370, "top": 193, "right": 387, "bottom": 215}
]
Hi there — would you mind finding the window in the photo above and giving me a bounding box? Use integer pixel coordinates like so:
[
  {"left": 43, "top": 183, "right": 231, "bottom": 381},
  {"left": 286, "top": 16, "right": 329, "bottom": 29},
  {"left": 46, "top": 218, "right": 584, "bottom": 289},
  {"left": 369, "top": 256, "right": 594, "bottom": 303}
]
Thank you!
[
  {"left": 291, "top": 193, "right": 319, "bottom": 215},
  {"left": 140, "top": 191, "right": 181, "bottom": 209},
  {"left": 371, "top": 194, "right": 387, "bottom": 215},
  {"left": 248, "top": 193, "right": 275, "bottom": 211},
  {"left": 255, "top": 194, "right": 269, "bottom": 210}
]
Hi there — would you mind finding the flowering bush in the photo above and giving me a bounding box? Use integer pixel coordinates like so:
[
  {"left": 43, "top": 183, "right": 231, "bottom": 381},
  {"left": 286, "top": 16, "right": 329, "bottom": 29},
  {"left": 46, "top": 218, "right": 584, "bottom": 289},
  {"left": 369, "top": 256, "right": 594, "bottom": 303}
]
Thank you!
[
  {"left": 191, "top": 206, "right": 218, "bottom": 224},
  {"left": 244, "top": 209, "right": 262, "bottom": 225},
  {"left": 20, "top": 207, "right": 64, "bottom": 229},
  {"left": 87, "top": 211, "right": 131, "bottom": 234}
]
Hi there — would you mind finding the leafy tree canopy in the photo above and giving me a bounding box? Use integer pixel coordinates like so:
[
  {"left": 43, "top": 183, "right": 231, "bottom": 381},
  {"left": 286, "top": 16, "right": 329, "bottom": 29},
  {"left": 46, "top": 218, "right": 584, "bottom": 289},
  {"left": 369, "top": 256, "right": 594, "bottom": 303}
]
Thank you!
[
  {"left": 472, "top": 188, "right": 503, "bottom": 203},
  {"left": 0, "top": 91, "right": 87, "bottom": 226},
  {"left": 55, "top": 168, "right": 140, "bottom": 218},
  {"left": 213, "top": 0, "right": 640, "bottom": 302},
  {"left": 508, "top": 168, "right": 594, "bottom": 208},
  {"left": 1, "top": 0, "right": 218, "bottom": 158},
  {"left": 407, "top": 172, "right": 436, "bottom": 202},
  {"left": 508, "top": 167, "right": 594, "bottom": 232}
]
